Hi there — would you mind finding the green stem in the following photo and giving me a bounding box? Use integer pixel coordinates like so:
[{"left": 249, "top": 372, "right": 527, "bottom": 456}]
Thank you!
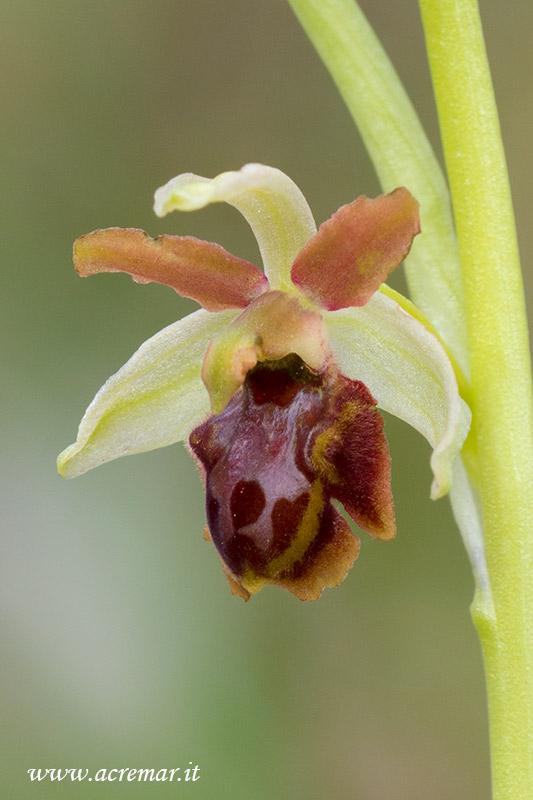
[{"left": 419, "top": 2, "right": 533, "bottom": 796}]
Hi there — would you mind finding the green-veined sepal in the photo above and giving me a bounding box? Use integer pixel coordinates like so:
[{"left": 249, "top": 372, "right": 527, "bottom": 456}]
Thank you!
[{"left": 57, "top": 309, "right": 238, "bottom": 478}]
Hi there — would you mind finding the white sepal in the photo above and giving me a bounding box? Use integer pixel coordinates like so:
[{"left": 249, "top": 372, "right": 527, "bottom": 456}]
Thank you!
[{"left": 58, "top": 308, "right": 238, "bottom": 478}]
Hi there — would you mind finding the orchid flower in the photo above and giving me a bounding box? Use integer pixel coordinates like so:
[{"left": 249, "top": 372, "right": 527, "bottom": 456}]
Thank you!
[{"left": 58, "top": 163, "right": 470, "bottom": 601}]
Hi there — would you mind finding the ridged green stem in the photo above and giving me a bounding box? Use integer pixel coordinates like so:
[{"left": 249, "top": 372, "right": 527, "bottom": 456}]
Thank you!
[{"left": 419, "top": 2, "right": 533, "bottom": 797}]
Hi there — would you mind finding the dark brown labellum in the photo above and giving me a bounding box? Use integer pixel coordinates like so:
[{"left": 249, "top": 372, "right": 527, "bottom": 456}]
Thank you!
[{"left": 189, "top": 355, "right": 394, "bottom": 600}]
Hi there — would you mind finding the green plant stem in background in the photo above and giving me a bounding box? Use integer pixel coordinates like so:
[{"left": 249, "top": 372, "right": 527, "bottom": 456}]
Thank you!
[
  {"left": 289, "top": 0, "right": 533, "bottom": 797},
  {"left": 288, "top": 0, "right": 468, "bottom": 375},
  {"left": 419, "top": 2, "right": 533, "bottom": 797}
]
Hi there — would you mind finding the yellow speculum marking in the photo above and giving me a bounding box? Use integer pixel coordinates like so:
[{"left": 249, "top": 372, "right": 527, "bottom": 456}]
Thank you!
[
  {"left": 265, "top": 479, "right": 325, "bottom": 578},
  {"left": 312, "top": 427, "right": 340, "bottom": 484},
  {"left": 311, "top": 400, "right": 363, "bottom": 483}
]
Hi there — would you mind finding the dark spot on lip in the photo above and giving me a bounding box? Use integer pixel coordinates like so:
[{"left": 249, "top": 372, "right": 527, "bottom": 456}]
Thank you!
[{"left": 230, "top": 480, "right": 266, "bottom": 530}]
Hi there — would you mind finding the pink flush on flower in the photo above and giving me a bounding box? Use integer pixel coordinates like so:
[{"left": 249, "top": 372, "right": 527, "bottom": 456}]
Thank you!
[{"left": 58, "top": 164, "right": 470, "bottom": 601}]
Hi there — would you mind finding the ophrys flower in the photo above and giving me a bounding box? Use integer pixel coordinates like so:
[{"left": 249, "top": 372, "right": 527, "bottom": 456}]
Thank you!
[{"left": 58, "top": 164, "right": 470, "bottom": 600}]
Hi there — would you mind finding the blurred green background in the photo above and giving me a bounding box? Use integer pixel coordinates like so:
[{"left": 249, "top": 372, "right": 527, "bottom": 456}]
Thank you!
[{"left": 2, "top": 1, "right": 531, "bottom": 798}]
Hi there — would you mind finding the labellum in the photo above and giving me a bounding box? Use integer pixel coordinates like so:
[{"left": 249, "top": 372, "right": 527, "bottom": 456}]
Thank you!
[{"left": 189, "top": 355, "right": 395, "bottom": 601}]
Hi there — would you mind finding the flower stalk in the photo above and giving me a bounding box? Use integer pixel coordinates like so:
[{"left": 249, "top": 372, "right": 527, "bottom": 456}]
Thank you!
[
  {"left": 289, "top": 0, "right": 533, "bottom": 796},
  {"left": 419, "top": 2, "right": 533, "bottom": 796}
]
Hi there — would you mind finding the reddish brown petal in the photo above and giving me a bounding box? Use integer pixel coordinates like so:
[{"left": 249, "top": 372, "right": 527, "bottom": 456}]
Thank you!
[
  {"left": 74, "top": 227, "right": 269, "bottom": 311},
  {"left": 291, "top": 188, "right": 420, "bottom": 310},
  {"left": 304, "top": 375, "right": 395, "bottom": 541}
]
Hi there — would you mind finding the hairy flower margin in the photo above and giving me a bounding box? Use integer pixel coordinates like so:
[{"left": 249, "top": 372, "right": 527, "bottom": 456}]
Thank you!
[{"left": 58, "top": 164, "right": 471, "bottom": 600}]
